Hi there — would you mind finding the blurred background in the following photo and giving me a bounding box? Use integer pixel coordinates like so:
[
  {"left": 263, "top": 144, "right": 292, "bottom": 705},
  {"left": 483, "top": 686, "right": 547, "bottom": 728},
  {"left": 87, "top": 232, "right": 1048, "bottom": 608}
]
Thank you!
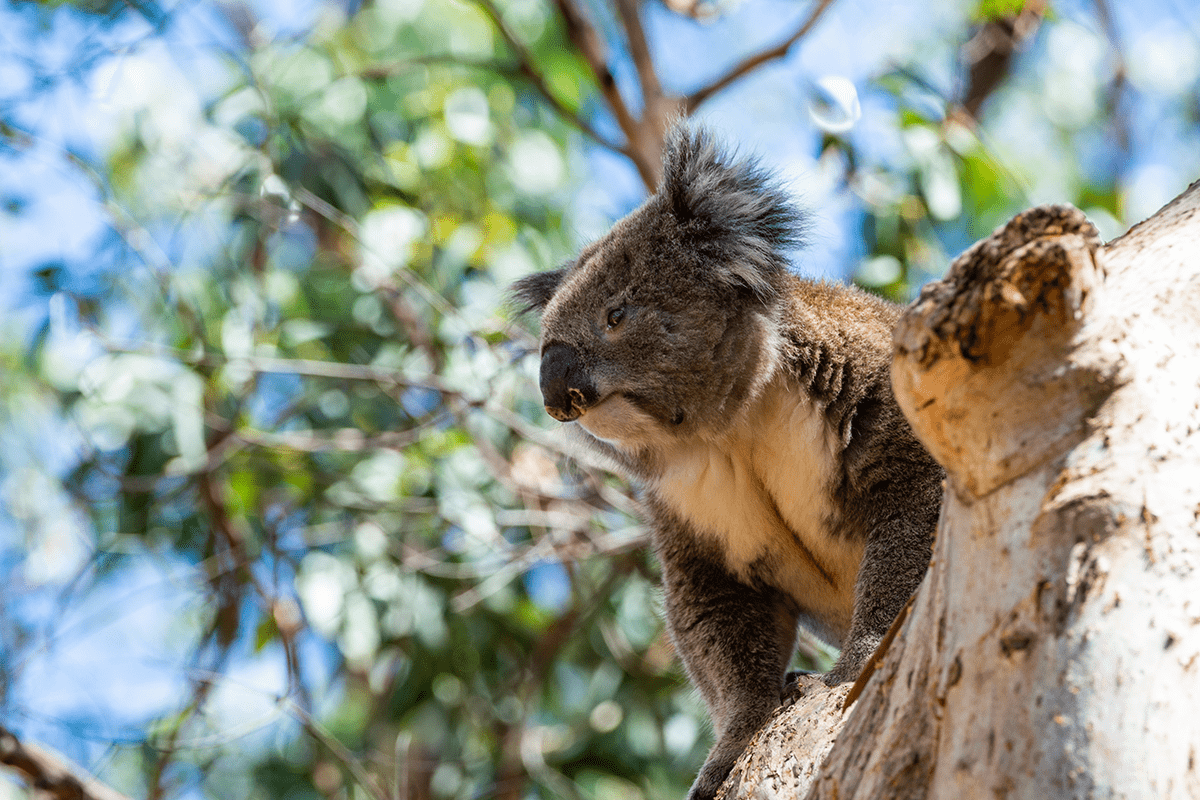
[{"left": 0, "top": 0, "right": 1197, "bottom": 798}]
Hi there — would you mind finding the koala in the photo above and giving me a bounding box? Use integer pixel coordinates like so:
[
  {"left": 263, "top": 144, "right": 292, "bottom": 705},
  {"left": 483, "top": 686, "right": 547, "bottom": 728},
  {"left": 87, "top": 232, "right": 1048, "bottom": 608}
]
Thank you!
[{"left": 512, "top": 125, "right": 943, "bottom": 800}]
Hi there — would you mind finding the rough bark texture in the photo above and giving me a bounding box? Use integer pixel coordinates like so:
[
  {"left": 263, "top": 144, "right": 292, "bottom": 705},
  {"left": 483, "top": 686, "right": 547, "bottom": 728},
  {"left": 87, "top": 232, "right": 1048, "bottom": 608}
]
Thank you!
[
  {"left": 722, "top": 180, "right": 1200, "bottom": 800},
  {"left": 716, "top": 677, "right": 850, "bottom": 800}
]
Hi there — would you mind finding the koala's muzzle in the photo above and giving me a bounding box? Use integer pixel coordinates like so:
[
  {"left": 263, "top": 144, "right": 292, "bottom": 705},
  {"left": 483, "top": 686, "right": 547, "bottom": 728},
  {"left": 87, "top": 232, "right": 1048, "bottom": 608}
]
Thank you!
[{"left": 539, "top": 343, "right": 599, "bottom": 422}]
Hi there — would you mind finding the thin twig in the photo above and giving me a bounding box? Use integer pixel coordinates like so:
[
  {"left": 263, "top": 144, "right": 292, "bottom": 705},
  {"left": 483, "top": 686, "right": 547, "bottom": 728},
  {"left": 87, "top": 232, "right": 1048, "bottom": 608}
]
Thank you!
[
  {"left": 289, "top": 185, "right": 461, "bottom": 322},
  {"left": 400, "top": 522, "right": 643, "bottom": 582},
  {"left": 234, "top": 426, "right": 425, "bottom": 453},
  {"left": 488, "top": 561, "right": 631, "bottom": 800},
  {"left": 472, "top": 0, "right": 627, "bottom": 153},
  {"left": 394, "top": 732, "right": 411, "bottom": 800},
  {"left": 148, "top": 439, "right": 255, "bottom": 799},
  {"left": 614, "top": 0, "right": 662, "bottom": 113},
  {"left": 358, "top": 53, "right": 518, "bottom": 79},
  {"left": 685, "top": 0, "right": 836, "bottom": 113},
  {"left": 552, "top": 0, "right": 661, "bottom": 187},
  {"left": 288, "top": 702, "right": 390, "bottom": 800},
  {"left": 958, "top": 0, "right": 1044, "bottom": 121},
  {"left": 1091, "top": 0, "right": 1130, "bottom": 151},
  {"left": 207, "top": 352, "right": 462, "bottom": 395}
]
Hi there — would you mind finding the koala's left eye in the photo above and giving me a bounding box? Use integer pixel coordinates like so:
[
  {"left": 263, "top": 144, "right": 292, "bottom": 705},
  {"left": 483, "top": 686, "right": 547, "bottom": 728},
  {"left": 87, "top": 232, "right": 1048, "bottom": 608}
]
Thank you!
[{"left": 606, "top": 306, "right": 626, "bottom": 329}]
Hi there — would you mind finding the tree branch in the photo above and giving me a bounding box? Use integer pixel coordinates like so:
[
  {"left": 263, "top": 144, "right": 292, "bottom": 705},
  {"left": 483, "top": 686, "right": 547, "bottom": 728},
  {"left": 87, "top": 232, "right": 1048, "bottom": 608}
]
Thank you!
[
  {"left": 287, "top": 703, "right": 390, "bottom": 800},
  {"left": 472, "top": 0, "right": 628, "bottom": 154},
  {"left": 684, "top": 0, "right": 835, "bottom": 113},
  {"left": 1091, "top": 0, "right": 1131, "bottom": 151},
  {"left": 958, "top": 0, "right": 1045, "bottom": 121},
  {"left": 553, "top": 0, "right": 661, "bottom": 187},
  {"left": 0, "top": 726, "right": 135, "bottom": 800},
  {"left": 234, "top": 426, "right": 425, "bottom": 453},
  {"left": 614, "top": 0, "right": 662, "bottom": 115}
]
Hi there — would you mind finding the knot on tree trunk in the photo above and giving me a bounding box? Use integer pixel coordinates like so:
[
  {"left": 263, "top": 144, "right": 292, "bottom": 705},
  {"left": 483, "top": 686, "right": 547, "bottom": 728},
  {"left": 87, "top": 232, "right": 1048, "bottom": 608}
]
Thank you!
[{"left": 898, "top": 204, "right": 1102, "bottom": 368}]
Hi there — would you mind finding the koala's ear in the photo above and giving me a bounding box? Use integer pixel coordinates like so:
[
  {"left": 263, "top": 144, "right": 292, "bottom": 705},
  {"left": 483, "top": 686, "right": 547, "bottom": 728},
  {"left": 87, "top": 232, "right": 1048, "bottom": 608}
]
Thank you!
[
  {"left": 510, "top": 268, "right": 567, "bottom": 315},
  {"left": 659, "top": 123, "right": 807, "bottom": 299}
]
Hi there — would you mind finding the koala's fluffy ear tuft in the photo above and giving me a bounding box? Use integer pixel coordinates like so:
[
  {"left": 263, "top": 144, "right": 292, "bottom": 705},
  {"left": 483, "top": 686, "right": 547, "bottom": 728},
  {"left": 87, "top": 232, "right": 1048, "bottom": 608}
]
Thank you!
[
  {"left": 659, "top": 123, "right": 808, "bottom": 299},
  {"left": 510, "top": 267, "right": 568, "bottom": 315}
]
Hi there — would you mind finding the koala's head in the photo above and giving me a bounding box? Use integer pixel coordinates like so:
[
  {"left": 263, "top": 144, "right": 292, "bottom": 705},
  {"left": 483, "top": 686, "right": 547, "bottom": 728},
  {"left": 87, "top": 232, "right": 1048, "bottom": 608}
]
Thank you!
[{"left": 512, "top": 125, "right": 806, "bottom": 454}]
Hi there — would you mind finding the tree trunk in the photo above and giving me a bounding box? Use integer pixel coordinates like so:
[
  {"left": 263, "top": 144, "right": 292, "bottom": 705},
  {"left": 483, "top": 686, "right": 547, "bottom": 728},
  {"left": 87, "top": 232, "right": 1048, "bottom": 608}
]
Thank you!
[{"left": 721, "top": 180, "right": 1200, "bottom": 800}]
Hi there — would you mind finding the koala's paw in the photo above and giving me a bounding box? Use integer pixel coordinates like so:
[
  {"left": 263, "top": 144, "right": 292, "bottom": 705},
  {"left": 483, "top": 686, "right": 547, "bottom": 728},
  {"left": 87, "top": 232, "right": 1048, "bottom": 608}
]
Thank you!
[
  {"left": 688, "top": 736, "right": 750, "bottom": 800},
  {"left": 824, "top": 632, "right": 883, "bottom": 686},
  {"left": 781, "top": 669, "right": 821, "bottom": 705},
  {"left": 822, "top": 661, "right": 858, "bottom": 686},
  {"left": 686, "top": 765, "right": 730, "bottom": 800}
]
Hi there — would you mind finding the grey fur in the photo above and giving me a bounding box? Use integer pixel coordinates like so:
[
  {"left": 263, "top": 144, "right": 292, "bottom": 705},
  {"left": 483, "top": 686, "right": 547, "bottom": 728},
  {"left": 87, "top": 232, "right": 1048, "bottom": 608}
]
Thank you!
[{"left": 512, "top": 125, "right": 943, "bottom": 800}]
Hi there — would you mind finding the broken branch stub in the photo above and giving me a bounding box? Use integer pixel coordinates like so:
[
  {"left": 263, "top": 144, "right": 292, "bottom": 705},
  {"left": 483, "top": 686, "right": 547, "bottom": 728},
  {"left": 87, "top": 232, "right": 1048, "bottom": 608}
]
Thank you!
[{"left": 892, "top": 204, "right": 1112, "bottom": 498}]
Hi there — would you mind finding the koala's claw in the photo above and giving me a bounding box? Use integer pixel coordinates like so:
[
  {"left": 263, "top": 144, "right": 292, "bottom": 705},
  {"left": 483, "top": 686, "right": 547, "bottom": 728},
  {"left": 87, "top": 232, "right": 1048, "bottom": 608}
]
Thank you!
[{"left": 781, "top": 669, "right": 823, "bottom": 705}]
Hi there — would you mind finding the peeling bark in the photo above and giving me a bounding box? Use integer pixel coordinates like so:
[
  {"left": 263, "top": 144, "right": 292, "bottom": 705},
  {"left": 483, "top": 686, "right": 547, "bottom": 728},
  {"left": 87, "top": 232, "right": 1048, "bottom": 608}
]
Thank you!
[{"left": 722, "top": 180, "right": 1200, "bottom": 800}]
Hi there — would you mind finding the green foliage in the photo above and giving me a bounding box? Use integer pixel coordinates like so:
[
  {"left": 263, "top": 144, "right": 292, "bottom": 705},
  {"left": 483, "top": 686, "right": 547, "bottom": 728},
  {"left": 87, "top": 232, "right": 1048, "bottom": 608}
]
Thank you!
[
  {"left": 6, "top": 0, "right": 694, "bottom": 795},
  {"left": 972, "top": 0, "right": 1029, "bottom": 22}
]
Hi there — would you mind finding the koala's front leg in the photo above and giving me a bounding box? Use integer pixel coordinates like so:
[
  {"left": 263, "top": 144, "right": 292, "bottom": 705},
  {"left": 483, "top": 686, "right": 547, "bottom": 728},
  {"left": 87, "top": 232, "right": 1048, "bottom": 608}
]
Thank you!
[
  {"left": 657, "top": 533, "right": 801, "bottom": 800},
  {"left": 825, "top": 518, "right": 932, "bottom": 685}
]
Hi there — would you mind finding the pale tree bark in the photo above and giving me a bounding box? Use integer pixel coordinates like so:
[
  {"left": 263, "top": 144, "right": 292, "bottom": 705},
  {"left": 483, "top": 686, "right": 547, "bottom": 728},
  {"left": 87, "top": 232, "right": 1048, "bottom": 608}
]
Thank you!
[
  {"left": 720, "top": 179, "right": 1200, "bottom": 800},
  {"left": 0, "top": 725, "right": 136, "bottom": 800}
]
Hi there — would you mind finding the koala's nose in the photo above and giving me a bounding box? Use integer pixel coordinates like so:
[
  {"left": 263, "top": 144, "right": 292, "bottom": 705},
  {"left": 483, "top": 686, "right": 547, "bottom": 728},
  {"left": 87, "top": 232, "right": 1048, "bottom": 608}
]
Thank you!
[{"left": 539, "top": 343, "right": 597, "bottom": 422}]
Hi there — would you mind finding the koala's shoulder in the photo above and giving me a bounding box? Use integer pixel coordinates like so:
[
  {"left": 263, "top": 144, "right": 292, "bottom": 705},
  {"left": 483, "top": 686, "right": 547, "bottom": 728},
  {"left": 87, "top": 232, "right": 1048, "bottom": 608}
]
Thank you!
[
  {"left": 778, "top": 277, "right": 899, "bottom": 341},
  {"left": 769, "top": 277, "right": 903, "bottom": 391}
]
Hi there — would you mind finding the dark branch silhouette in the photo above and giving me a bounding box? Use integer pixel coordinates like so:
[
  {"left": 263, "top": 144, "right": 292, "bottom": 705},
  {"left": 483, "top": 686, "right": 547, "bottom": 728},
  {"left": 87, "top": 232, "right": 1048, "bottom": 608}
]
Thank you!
[
  {"left": 685, "top": 0, "right": 835, "bottom": 113},
  {"left": 0, "top": 726, "right": 136, "bottom": 800},
  {"left": 474, "top": 0, "right": 629, "bottom": 152}
]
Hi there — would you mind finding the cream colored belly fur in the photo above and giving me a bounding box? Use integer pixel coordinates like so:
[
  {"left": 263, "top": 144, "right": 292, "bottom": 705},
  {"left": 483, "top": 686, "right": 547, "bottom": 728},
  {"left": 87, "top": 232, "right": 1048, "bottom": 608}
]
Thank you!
[{"left": 579, "top": 378, "right": 863, "bottom": 641}]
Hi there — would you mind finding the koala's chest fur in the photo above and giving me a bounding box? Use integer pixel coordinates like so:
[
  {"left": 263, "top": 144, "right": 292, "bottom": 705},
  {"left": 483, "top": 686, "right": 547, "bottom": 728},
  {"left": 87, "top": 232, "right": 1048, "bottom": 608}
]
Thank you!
[{"left": 588, "top": 377, "right": 863, "bottom": 641}]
